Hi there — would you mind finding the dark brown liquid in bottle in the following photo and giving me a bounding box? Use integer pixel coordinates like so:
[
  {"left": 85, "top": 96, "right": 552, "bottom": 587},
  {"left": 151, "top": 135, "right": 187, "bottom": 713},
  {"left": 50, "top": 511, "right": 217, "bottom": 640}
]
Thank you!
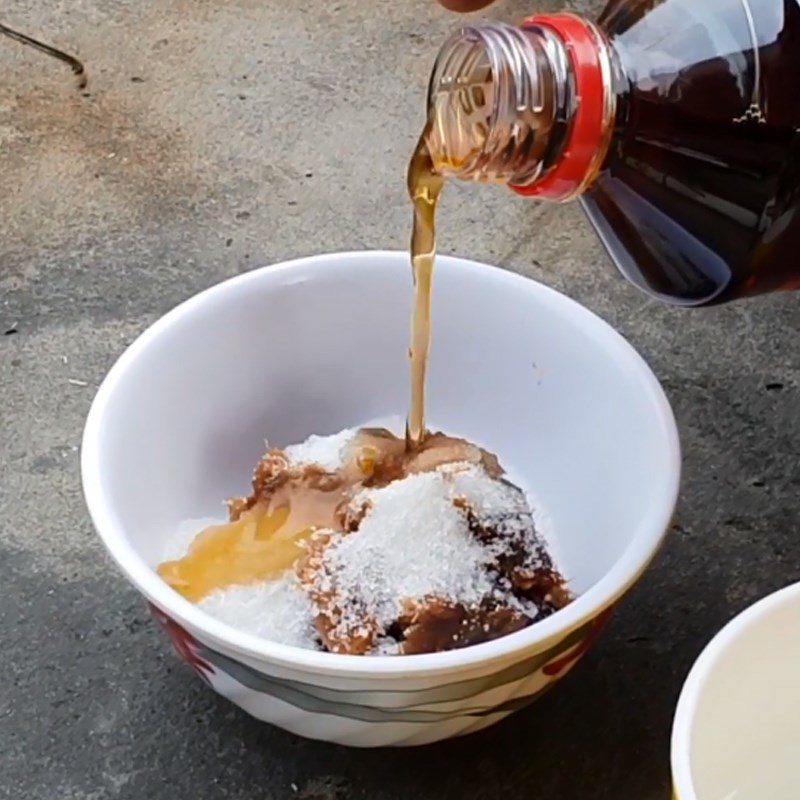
[{"left": 584, "top": 0, "right": 800, "bottom": 305}]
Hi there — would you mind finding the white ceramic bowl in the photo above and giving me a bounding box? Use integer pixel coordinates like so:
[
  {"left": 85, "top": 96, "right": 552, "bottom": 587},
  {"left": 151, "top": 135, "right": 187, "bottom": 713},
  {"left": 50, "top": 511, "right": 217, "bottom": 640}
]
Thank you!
[
  {"left": 672, "top": 582, "right": 800, "bottom": 799},
  {"left": 82, "top": 250, "right": 680, "bottom": 746}
]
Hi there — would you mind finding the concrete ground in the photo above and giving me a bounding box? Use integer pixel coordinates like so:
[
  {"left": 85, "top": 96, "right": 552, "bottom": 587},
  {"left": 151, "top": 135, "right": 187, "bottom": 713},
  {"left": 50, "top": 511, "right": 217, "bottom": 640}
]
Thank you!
[{"left": 2, "top": 1, "right": 798, "bottom": 798}]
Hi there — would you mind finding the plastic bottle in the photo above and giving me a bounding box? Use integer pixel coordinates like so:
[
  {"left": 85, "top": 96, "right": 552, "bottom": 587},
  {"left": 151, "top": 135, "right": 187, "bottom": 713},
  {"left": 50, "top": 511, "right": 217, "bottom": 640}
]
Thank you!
[{"left": 424, "top": 1, "right": 800, "bottom": 305}]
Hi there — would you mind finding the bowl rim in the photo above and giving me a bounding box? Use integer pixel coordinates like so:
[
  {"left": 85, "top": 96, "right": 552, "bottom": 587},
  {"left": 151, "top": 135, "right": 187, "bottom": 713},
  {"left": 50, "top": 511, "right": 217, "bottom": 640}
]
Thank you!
[
  {"left": 670, "top": 580, "right": 800, "bottom": 799},
  {"left": 82, "top": 249, "right": 681, "bottom": 678}
]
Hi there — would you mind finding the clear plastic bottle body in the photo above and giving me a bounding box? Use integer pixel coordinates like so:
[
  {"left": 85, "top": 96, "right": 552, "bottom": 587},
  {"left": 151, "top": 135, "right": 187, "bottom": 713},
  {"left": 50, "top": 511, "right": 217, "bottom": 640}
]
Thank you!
[{"left": 424, "top": 0, "right": 800, "bottom": 305}]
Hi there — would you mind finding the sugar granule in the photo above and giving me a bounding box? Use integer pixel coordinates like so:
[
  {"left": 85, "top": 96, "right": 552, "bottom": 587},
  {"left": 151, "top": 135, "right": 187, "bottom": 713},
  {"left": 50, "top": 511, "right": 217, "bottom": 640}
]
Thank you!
[
  {"left": 199, "top": 574, "right": 316, "bottom": 649},
  {"left": 284, "top": 428, "right": 356, "bottom": 471},
  {"left": 314, "top": 470, "right": 499, "bottom": 631}
]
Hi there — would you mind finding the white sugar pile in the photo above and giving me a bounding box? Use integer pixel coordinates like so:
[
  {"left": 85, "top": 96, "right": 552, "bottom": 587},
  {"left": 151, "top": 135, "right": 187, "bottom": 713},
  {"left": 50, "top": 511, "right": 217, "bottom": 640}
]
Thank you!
[
  {"left": 200, "top": 578, "right": 316, "bottom": 649},
  {"left": 316, "top": 468, "right": 527, "bottom": 635},
  {"left": 284, "top": 428, "right": 355, "bottom": 471},
  {"left": 161, "top": 524, "right": 320, "bottom": 650}
]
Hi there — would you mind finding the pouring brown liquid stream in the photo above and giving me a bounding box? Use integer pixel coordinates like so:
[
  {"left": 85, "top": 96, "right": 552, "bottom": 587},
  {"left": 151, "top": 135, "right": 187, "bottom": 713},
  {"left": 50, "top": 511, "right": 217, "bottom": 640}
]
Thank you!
[{"left": 406, "top": 126, "right": 444, "bottom": 450}]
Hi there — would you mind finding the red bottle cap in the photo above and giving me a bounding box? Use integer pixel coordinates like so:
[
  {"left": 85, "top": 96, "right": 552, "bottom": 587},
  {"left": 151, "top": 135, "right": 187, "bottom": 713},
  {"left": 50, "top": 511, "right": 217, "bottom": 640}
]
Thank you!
[{"left": 510, "top": 13, "right": 607, "bottom": 201}]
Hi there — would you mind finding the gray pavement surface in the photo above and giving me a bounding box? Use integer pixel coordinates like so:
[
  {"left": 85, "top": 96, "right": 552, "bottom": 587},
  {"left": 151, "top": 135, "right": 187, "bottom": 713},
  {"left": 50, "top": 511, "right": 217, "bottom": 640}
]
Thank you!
[{"left": 2, "top": 1, "right": 799, "bottom": 798}]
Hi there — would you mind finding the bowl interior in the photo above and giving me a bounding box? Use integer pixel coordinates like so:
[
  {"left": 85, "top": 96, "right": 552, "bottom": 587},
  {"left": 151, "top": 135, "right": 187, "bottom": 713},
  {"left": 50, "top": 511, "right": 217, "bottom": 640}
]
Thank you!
[
  {"left": 676, "top": 584, "right": 800, "bottom": 799},
  {"left": 85, "top": 251, "right": 678, "bottom": 654}
]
